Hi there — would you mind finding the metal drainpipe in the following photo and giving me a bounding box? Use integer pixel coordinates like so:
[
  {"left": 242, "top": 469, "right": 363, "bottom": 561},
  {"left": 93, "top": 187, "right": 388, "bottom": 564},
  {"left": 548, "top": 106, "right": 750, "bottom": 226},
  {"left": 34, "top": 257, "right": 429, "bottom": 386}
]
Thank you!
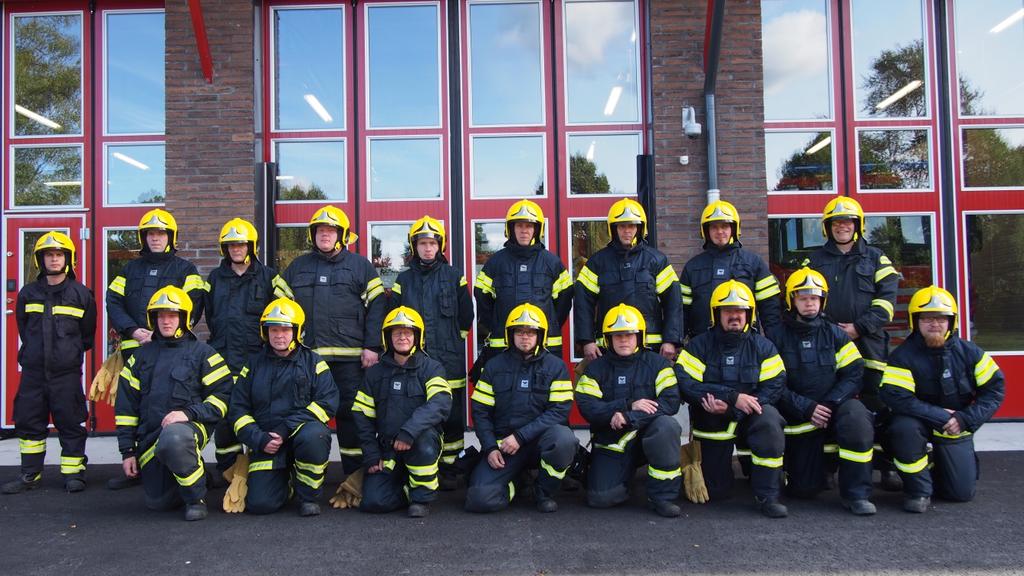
[{"left": 704, "top": 0, "right": 726, "bottom": 205}]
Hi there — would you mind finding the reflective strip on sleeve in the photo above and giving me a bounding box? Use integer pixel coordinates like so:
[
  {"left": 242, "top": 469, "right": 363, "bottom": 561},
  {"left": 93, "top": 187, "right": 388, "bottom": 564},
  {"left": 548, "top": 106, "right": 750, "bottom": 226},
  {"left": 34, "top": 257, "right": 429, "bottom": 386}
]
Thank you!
[
  {"left": 783, "top": 422, "right": 818, "bottom": 435},
  {"left": 204, "top": 394, "right": 228, "bottom": 417},
  {"left": 215, "top": 444, "right": 243, "bottom": 456},
  {"left": 115, "top": 415, "right": 139, "bottom": 427},
  {"left": 203, "top": 364, "right": 231, "bottom": 386},
  {"left": 25, "top": 303, "right": 45, "bottom": 313},
  {"left": 648, "top": 465, "right": 682, "bottom": 481},
  {"left": 645, "top": 333, "right": 663, "bottom": 345},
  {"left": 249, "top": 459, "right": 274, "bottom": 473},
  {"left": 655, "top": 265, "right": 678, "bottom": 294},
  {"left": 354, "top": 391, "right": 377, "bottom": 418},
  {"left": 448, "top": 378, "right": 467, "bottom": 390},
  {"left": 391, "top": 282, "right": 402, "bottom": 295},
  {"left": 183, "top": 274, "right": 206, "bottom": 293},
  {"left": 871, "top": 298, "right": 895, "bottom": 321},
  {"left": 875, "top": 266, "right": 898, "bottom": 283},
  {"left": 834, "top": 341, "right": 862, "bottom": 369},
  {"left": 474, "top": 270, "right": 496, "bottom": 297},
  {"left": 677, "top": 350, "right": 706, "bottom": 382},
  {"left": 838, "top": 448, "right": 873, "bottom": 463},
  {"left": 754, "top": 276, "right": 781, "bottom": 300},
  {"left": 307, "top": 401, "right": 330, "bottom": 423},
  {"left": 108, "top": 276, "right": 127, "bottom": 296},
  {"left": 316, "top": 361, "right": 330, "bottom": 375},
  {"left": 692, "top": 421, "right": 738, "bottom": 441},
  {"left": 974, "top": 353, "right": 999, "bottom": 386},
  {"left": 120, "top": 339, "right": 140, "bottom": 350},
  {"left": 471, "top": 381, "right": 495, "bottom": 406},
  {"left": 19, "top": 439, "right": 46, "bottom": 454},
  {"left": 363, "top": 277, "right": 384, "bottom": 304},
  {"left": 881, "top": 365, "right": 916, "bottom": 393},
  {"left": 540, "top": 459, "right": 569, "bottom": 480},
  {"left": 203, "top": 281, "right": 212, "bottom": 292},
  {"left": 680, "top": 283, "right": 693, "bottom": 305},
  {"left": 548, "top": 379, "right": 574, "bottom": 403},
  {"left": 750, "top": 453, "right": 784, "bottom": 469},
  {"left": 655, "top": 367, "right": 677, "bottom": 396},
  {"left": 272, "top": 275, "right": 293, "bottom": 299},
  {"left": 576, "top": 266, "right": 600, "bottom": 294},
  {"left": 425, "top": 376, "right": 452, "bottom": 400},
  {"left": 863, "top": 358, "right": 887, "bottom": 372},
  {"left": 933, "top": 429, "right": 972, "bottom": 440},
  {"left": 552, "top": 269, "right": 573, "bottom": 298},
  {"left": 459, "top": 275, "right": 468, "bottom": 287},
  {"left": 487, "top": 337, "right": 507, "bottom": 348},
  {"left": 60, "top": 456, "right": 86, "bottom": 475},
  {"left": 894, "top": 454, "right": 928, "bottom": 474},
  {"left": 120, "top": 366, "right": 141, "bottom": 390},
  {"left": 52, "top": 305, "right": 85, "bottom": 318},
  {"left": 545, "top": 335, "right": 563, "bottom": 347},
  {"left": 239, "top": 366, "right": 250, "bottom": 378},
  {"left": 759, "top": 354, "right": 785, "bottom": 381},
  {"left": 233, "top": 414, "right": 256, "bottom": 434},
  {"left": 595, "top": 430, "right": 638, "bottom": 453},
  {"left": 207, "top": 353, "right": 225, "bottom": 367},
  {"left": 312, "top": 347, "right": 362, "bottom": 359},
  {"left": 574, "top": 375, "right": 603, "bottom": 398},
  {"left": 339, "top": 446, "right": 363, "bottom": 457}
]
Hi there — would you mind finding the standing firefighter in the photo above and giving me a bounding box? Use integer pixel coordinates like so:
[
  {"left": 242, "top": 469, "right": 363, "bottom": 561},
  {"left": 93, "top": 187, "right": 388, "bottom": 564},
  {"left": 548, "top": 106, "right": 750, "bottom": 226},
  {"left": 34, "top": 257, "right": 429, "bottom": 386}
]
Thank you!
[
  {"left": 803, "top": 196, "right": 900, "bottom": 490},
  {"left": 112, "top": 286, "right": 232, "bottom": 521},
  {"left": 575, "top": 198, "right": 682, "bottom": 361},
  {"left": 229, "top": 298, "right": 338, "bottom": 516},
  {"left": 3, "top": 232, "right": 96, "bottom": 494},
  {"left": 465, "top": 303, "right": 577, "bottom": 514},
  {"left": 681, "top": 200, "right": 781, "bottom": 338},
  {"left": 205, "top": 218, "right": 292, "bottom": 476},
  {"left": 770, "top": 268, "right": 876, "bottom": 515},
  {"left": 881, "top": 286, "right": 1004, "bottom": 513},
  {"left": 391, "top": 216, "right": 474, "bottom": 488},
  {"left": 576, "top": 303, "right": 683, "bottom": 518},
  {"left": 282, "top": 205, "right": 386, "bottom": 476},
  {"left": 352, "top": 307, "right": 452, "bottom": 517},
  {"left": 675, "top": 280, "right": 789, "bottom": 518},
  {"left": 474, "top": 200, "right": 572, "bottom": 365}
]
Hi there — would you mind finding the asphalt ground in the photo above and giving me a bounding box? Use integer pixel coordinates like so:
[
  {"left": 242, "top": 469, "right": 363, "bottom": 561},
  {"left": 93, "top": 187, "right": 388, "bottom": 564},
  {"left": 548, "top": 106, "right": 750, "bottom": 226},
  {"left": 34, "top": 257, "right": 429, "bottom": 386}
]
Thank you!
[{"left": 1, "top": 452, "right": 1022, "bottom": 576}]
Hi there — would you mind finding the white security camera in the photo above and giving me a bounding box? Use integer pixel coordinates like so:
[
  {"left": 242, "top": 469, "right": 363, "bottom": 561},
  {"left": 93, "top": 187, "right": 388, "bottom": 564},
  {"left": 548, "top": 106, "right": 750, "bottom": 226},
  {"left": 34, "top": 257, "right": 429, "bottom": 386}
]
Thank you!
[{"left": 682, "top": 106, "right": 702, "bottom": 139}]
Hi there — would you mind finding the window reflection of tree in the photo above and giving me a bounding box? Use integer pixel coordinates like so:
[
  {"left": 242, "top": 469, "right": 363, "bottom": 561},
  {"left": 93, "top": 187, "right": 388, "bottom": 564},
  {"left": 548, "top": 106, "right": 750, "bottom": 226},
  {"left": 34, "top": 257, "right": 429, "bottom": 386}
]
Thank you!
[
  {"left": 106, "top": 230, "right": 142, "bottom": 354},
  {"left": 21, "top": 231, "right": 50, "bottom": 286},
  {"left": 570, "top": 153, "right": 612, "bottom": 194},
  {"left": 275, "top": 228, "right": 308, "bottom": 272},
  {"left": 967, "top": 215, "right": 1024, "bottom": 350},
  {"left": 571, "top": 220, "right": 610, "bottom": 281},
  {"left": 279, "top": 183, "right": 329, "bottom": 201},
  {"left": 773, "top": 133, "right": 833, "bottom": 191},
  {"left": 963, "top": 129, "right": 1024, "bottom": 188},
  {"left": 14, "top": 15, "right": 81, "bottom": 136},
  {"left": 14, "top": 147, "right": 82, "bottom": 206},
  {"left": 858, "top": 130, "right": 929, "bottom": 190}
]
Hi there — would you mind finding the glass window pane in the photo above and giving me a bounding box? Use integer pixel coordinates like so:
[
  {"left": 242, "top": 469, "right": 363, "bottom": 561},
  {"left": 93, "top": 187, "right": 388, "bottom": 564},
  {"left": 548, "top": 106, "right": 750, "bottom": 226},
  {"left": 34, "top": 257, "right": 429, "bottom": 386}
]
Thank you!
[
  {"left": 761, "top": 0, "right": 831, "bottom": 120},
  {"left": 275, "top": 226, "right": 308, "bottom": 272},
  {"left": 106, "top": 229, "right": 141, "bottom": 354},
  {"left": 564, "top": 0, "right": 639, "bottom": 124},
  {"left": 967, "top": 214, "right": 1024, "bottom": 350},
  {"left": 22, "top": 229, "right": 64, "bottom": 288},
  {"left": 858, "top": 129, "right": 931, "bottom": 190},
  {"left": 954, "top": 0, "right": 1024, "bottom": 116},
  {"left": 370, "top": 222, "right": 413, "bottom": 289},
  {"left": 276, "top": 140, "right": 346, "bottom": 201},
  {"left": 13, "top": 14, "right": 82, "bottom": 136},
  {"left": 274, "top": 8, "right": 345, "bottom": 131},
  {"left": 469, "top": 2, "right": 543, "bottom": 125},
  {"left": 962, "top": 127, "right": 1024, "bottom": 188},
  {"left": 368, "top": 138, "right": 441, "bottom": 200},
  {"left": 472, "top": 136, "right": 544, "bottom": 198},
  {"left": 473, "top": 221, "right": 506, "bottom": 279},
  {"left": 852, "top": 0, "right": 927, "bottom": 118},
  {"left": 569, "top": 219, "right": 611, "bottom": 358},
  {"left": 106, "top": 12, "right": 165, "bottom": 134},
  {"left": 567, "top": 133, "right": 640, "bottom": 195},
  {"left": 106, "top": 144, "right": 165, "bottom": 205},
  {"left": 14, "top": 146, "right": 83, "bottom": 207},
  {"left": 766, "top": 131, "right": 834, "bottom": 192},
  {"left": 367, "top": 5, "right": 440, "bottom": 128}
]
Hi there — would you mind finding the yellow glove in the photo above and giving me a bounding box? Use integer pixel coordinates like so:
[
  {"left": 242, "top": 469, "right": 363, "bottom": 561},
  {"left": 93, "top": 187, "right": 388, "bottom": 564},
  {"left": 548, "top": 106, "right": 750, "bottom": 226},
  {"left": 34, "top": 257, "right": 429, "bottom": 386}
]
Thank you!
[
  {"left": 680, "top": 440, "right": 709, "bottom": 504},
  {"left": 329, "top": 469, "right": 364, "bottom": 509},
  {"left": 223, "top": 454, "right": 249, "bottom": 513},
  {"left": 89, "top": 351, "right": 124, "bottom": 406}
]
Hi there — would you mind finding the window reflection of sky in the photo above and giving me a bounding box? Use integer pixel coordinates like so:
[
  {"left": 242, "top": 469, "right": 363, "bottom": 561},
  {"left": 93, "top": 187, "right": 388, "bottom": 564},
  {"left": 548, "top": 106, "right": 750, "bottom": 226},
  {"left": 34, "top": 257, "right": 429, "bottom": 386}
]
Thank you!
[
  {"left": 955, "top": 0, "right": 1024, "bottom": 116},
  {"left": 370, "top": 222, "right": 412, "bottom": 288},
  {"left": 761, "top": 0, "right": 830, "bottom": 120},
  {"left": 369, "top": 138, "right": 441, "bottom": 200},
  {"left": 367, "top": 5, "right": 440, "bottom": 128},
  {"left": 472, "top": 136, "right": 545, "bottom": 198},
  {"left": 275, "top": 140, "right": 346, "bottom": 200},
  {"left": 469, "top": 2, "right": 543, "bottom": 126},
  {"left": 107, "top": 144, "right": 165, "bottom": 204},
  {"left": 275, "top": 8, "right": 344, "bottom": 131},
  {"left": 567, "top": 133, "right": 639, "bottom": 195},
  {"left": 564, "top": 1, "right": 638, "bottom": 124},
  {"left": 106, "top": 12, "right": 165, "bottom": 134},
  {"left": 852, "top": 0, "right": 925, "bottom": 118}
]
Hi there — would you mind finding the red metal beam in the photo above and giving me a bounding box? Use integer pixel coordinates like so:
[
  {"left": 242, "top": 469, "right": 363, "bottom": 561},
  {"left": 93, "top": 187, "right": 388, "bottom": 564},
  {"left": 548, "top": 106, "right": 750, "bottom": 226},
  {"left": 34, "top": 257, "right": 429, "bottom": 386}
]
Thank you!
[{"left": 187, "top": 0, "right": 214, "bottom": 84}]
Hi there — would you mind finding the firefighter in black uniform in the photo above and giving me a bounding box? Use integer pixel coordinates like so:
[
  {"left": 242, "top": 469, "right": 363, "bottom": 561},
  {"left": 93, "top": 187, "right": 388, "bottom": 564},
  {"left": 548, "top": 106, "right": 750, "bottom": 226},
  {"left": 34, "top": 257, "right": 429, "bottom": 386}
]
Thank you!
[
  {"left": 229, "top": 298, "right": 338, "bottom": 516},
  {"left": 880, "top": 286, "right": 1004, "bottom": 513},
  {"left": 391, "top": 216, "right": 473, "bottom": 488},
  {"left": 802, "top": 196, "right": 901, "bottom": 490},
  {"left": 681, "top": 200, "right": 781, "bottom": 339},
  {"left": 3, "top": 232, "right": 96, "bottom": 494},
  {"left": 575, "top": 198, "right": 682, "bottom": 361},
  {"left": 112, "top": 286, "right": 232, "bottom": 521},
  {"left": 770, "top": 268, "right": 876, "bottom": 515},
  {"left": 473, "top": 200, "right": 572, "bottom": 366},
  {"left": 577, "top": 303, "right": 683, "bottom": 518},
  {"left": 352, "top": 307, "right": 452, "bottom": 517},
  {"left": 465, "top": 303, "right": 577, "bottom": 513},
  {"left": 282, "top": 205, "right": 386, "bottom": 476},
  {"left": 676, "top": 280, "right": 788, "bottom": 518},
  {"left": 205, "top": 218, "right": 292, "bottom": 475}
]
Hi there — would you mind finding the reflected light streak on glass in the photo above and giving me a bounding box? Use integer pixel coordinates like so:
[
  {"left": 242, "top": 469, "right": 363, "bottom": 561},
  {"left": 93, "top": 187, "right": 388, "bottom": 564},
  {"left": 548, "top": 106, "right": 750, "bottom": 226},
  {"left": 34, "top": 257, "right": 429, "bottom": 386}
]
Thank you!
[
  {"left": 603, "top": 86, "right": 623, "bottom": 116},
  {"left": 875, "top": 80, "right": 923, "bottom": 111},
  {"left": 303, "top": 94, "right": 334, "bottom": 123},
  {"left": 804, "top": 136, "right": 832, "bottom": 155},
  {"left": 15, "top": 105, "right": 62, "bottom": 129},
  {"left": 276, "top": 175, "right": 295, "bottom": 181},
  {"left": 43, "top": 181, "right": 82, "bottom": 187},
  {"left": 990, "top": 8, "right": 1024, "bottom": 33},
  {"left": 585, "top": 141, "right": 596, "bottom": 161},
  {"left": 112, "top": 152, "right": 150, "bottom": 171}
]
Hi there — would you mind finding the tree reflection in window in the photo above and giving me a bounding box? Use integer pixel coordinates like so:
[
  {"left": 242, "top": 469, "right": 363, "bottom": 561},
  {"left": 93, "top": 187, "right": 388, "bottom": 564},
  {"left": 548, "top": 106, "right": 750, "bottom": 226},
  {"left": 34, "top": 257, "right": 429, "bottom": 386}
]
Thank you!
[
  {"left": 13, "top": 14, "right": 82, "bottom": 136},
  {"left": 963, "top": 128, "right": 1024, "bottom": 188},
  {"left": 14, "top": 146, "right": 83, "bottom": 207},
  {"left": 858, "top": 130, "right": 930, "bottom": 190},
  {"left": 967, "top": 214, "right": 1024, "bottom": 350}
]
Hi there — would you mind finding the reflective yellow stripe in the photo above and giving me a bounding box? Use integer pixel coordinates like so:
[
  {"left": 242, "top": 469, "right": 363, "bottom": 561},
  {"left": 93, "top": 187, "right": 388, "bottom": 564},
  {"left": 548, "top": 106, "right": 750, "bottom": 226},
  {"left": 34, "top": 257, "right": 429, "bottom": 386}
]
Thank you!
[
  {"left": 574, "top": 375, "right": 603, "bottom": 398},
  {"left": 382, "top": 459, "right": 396, "bottom": 471},
  {"left": 25, "top": 303, "right": 45, "bottom": 313},
  {"left": 215, "top": 444, "right": 243, "bottom": 455},
  {"left": 549, "top": 379, "right": 573, "bottom": 402},
  {"left": 838, "top": 448, "right": 873, "bottom": 463},
  {"left": 874, "top": 266, "right": 898, "bottom": 282},
  {"left": 655, "top": 367, "right": 676, "bottom": 396},
  {"left": 206, "top": 353, "right": 225, "bottom": 367},
  {"left": 353, "top": 401, "right": 376, "bottom": 418},
  {"left": 408, "top": 476, "right": 439, "bottom": 490},
  {"left": 692, "top": 421, "right": 738, "bottom": 441},
  {"left": 759, "top": 354, "right": 785, "bottom": 381},
  {"left": 109, "top": 276, "right": 127, "bottom": 296},
  {"left": 932, "top": 429, "right": 972, "bottom": 440},
  {"left": 182, "top": 274, "right": 206, "bottom": 292},
  {"left": 871, "top": 298, "right": 895, "bottom": 321},
  {"left": 895, "top": 454, "right": 928, "bottom": 474},
  {"left": 751, "top": 453, "right": 784, "bottom": 469},
  {"left": 294, "top": 460, "right": 328, "bottom": 474},
  {"left": 655, "top": 265, "right": 678, "bottom": 294},
  {"left": 835, "top": 341, "right": 862, "bottom": 369},
  {"left": 19, "top": 439, "right": 46, "bottom": 454},
  {"left": 139, "top": 443, "right": 157, "bottom": 468},
  {"left": 233, "top": 414, "right": 256, "bottom": 434},
  {"left": 863, "top": 358, "right": 887, "bottom": 372},
  {"left": 425, "top": 376, "right": 452, "bottom": 400},
  {"left": 239, "top": 366, "right": 250, "bottom": 378},
  {"left": 406, "top": 461, "right": 439, "bottom": 477},
  {"left": 648, "top": 465, "right": 682, "bottom": 481},
  {"left": 203, "top": 365, "right": 231, "bottom": 386},
  {"left": 576, "top": 266, "right": 599, "bottom": 294},
  {"left": 295, "top": 470, "right": 323, "bottom": 489},
  {"left": 115, "top": 415, "right": 139, "bottom": 427},
  {"left": 460, "top": 329, "right": 469, "bottom": 340},
  {"left": 552, "top": 269, "right": 573, "bottom": 298},
  {"left": 881, "top": 365, "right": 916, "bottom": 393},
  {"left": 364, "top": 284, "right": 384, "bottom": 304},
  {"left": 784, "top": 422, "right": 818, "bottom": 435},
  {"left": 646, "top": 333, "right": 664, "bottom": 345},
  {"left": 204, "top": 394, "right": 228, "bottom": 417},
  {"left": 443, "top": 439, "right": 465, "bottom": 452},
  {"left": 677, "top": 350, "right": 706, "bottom": 382},
  {"left": 312, "top": 346, "right": 362, "bottom": 358},
  {"left": 272, "top": 275, "right": 293, "bottom": 299},
  {"left": 120, "top": 339, "right": 141, "bottom": 350},
  {"left": 249, "top": 459, "right": 274, "bottom": 473},
  {"left": 338, "top": 446, "right": 363, "bottom": 457},
  {"left": 120, "top": 366, "right": 141, "bottom": 390},
  {"left": 680, "top": 283, "right": 693, "bottom": 305},
  {"left": 316, "top": 361, "right": 330, "bottom": 375},
  {"left": 487, "top": 337, "right": 507, "bottom": 348},
  {"left": 307, "top": 402, "right": 330, "bottom": 423},
  {"left": 755, "top": 275, "right": 777, "bottom": 290},
  {"left": 549, "top": 391, "right": 574, "bottom": 403},
  {"left": 823, "top": 443, "right": 839, "bottom": 454},
  {"left": 474, "top": 270, "right": 495, "bottom": 297},
  {"left": 596, "top": 430, "right": 638, "bottom": 453},
  {"left": 60, "top": 456, "right": 86, "bottom": 474},
  {"left": 448, "top": 378, "right": 467, "bottom": 389},
  {"left": 974, "top": 353, "right": 999, "bottom": 386},
  {"left": 540, "top": 459, "right": 568, "bottom": 480},
  {"left": 52, "top": 305, "right": 85, "bottom": 318},
  {"left": 755, "top": 284, "right": 781, "bottom": 300},
  {"left": 545, "top": 335, "right": 563, "bottom": 347},
  {"left": 470, "top": 386, "right": 495, "bottom": 406}
]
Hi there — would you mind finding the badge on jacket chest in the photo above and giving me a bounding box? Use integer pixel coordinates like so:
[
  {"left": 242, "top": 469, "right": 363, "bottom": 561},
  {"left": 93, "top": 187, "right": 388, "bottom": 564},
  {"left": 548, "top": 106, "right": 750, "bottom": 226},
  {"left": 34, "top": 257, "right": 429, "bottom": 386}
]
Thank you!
[
  {"left": 725, "top": 356, "right": 735, "bottom": 365},
  {"left": 801, "top": 340, "right": 812, "bottom": 349},
  {"left": 617, "top": 376, "right": 627, "bottom": 385},
  {"left": 943, "top": 369, "right": 952, "bottom": 379},
  {"left": 520, "top": 379, "right": 530, "bottom": 390},
  {"left": 393, "top": 381, "right": 402, "bottom": 391},
  {"left": 149, "top": 269, "right": 158, "bottom": 276},
  {"left": 520, "top": 264, "right": 528, "bottom": 272},
  {"left": 319, "top": 276, "right": 328, "bottom": 283},
  {"left": 715, "top": 268, "right": 726, "bottom": 278}
]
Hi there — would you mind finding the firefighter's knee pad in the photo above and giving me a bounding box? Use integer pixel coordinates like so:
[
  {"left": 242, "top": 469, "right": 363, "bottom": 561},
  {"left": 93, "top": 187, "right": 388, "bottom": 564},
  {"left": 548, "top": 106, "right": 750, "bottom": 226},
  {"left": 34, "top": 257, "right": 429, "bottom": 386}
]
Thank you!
[
  {"left": 156, "top": 424, "right": 198, "bottom": 468},
  {"left": 834, "top": 400, "right": 874, "bottom": 450},
  {"left": 465, "top": 484, "right": 509, "bottom": 513},
  {"left": 540, "top": 425, "right": 578, "bottom": 466},
  {"left": 746, "top": 408, "right": 785, "bottom": 454}
]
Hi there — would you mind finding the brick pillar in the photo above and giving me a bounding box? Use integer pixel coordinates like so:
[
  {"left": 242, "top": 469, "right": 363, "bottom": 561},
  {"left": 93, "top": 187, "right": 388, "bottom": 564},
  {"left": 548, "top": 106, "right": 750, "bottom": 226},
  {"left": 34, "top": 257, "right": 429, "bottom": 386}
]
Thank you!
[
  {"left": 650, "top": 0, "right": 767, "bottom": 266},
  {"left": 165, "top": 1, "right": 256, "bottom": 281}
]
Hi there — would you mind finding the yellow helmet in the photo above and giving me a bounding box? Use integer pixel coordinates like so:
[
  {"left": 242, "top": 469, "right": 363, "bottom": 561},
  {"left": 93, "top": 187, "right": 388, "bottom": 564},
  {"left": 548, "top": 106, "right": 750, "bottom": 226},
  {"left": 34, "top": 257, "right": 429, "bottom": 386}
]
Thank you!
[
  {"left": 504, "top": 200, "right": 545, "bottom": 244},
  {"left": 821, "top": 196, "right": 865, "bottom": 240},
  {"left": 138, "top": 208, "right": 178, "bottom": 252},
  {"left": 260, "top": 298, "right": 305, "bottom": 349},
  {"left": 308, "top": 205, "right": 357, "bottom": 251},
  {"left": 606, "top": 198, "right": 647, "bottom": 245},
  {"left": 409, "top": 215, "right": 447, "bottom": 254},
  {"left": 33, "top": 231, "right": 76, "bottom": 277},
  {"left": 700, "top": 200, "right": 740, "bottom": 242},
  {"left": 908, "top": 285, "right": 958, "bottom": 338},
  {"left": 504, "top": 303, "right": 548, "bottom": 355},
  {"left": 709, "top": 279, "right": 757, "bottom": 331},
  {"left": 784, "top": 267, "right": 829, "bottom": 311},
  {"left": 219, "top": 218, "right": 259, "bottom": 263},
  {"left": 146, "top": 285, "right": 193, "bottom": 337},
  {"left": 382, "top": 306, "right": 425, "bottom": 354},
  {"left": 601, "top": 303, "right": 646, "bottom": 353}
]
